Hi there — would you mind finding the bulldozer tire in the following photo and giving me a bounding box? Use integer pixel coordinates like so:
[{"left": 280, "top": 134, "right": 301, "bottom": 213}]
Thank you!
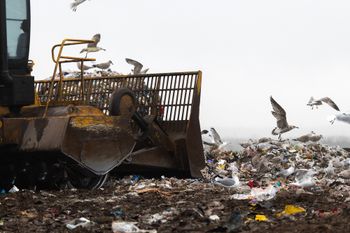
[{"left": 109, "top": 88, "right": 136, "bottom": 118}]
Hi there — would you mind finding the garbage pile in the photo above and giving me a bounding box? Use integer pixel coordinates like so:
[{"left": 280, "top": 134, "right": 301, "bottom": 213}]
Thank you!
[{"left": 201, "top": 138, "right": 350, "bottom": 202}]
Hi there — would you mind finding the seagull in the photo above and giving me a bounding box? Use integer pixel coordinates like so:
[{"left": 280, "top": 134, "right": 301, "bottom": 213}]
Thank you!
[
  {"left": 214, "top": 174, "right": 240, "bottom": 188},
  {"left": 338, "top": 169, "right": 350, "bottom": 179},
  {"left": 276, "top": 162, "right": 295, "bottom": 177},
  {"left": 291, "top": 169, "right": 317, "bottom": 188},
  {"left": 293, "top": 131, "right": 322, "bottom": 143},
  {"left": 77, "top": 62, "right": 93, "bottom": 71},
  {"left": 93, "top": 60, "right": 113, "bottom": 70},
  {"left": 209, "top": 127, "right": 223, "bottom": 145},
  {"left": 87, "top": 33, "right": 101, "bottom": 48},
  {"left": 80, "top": 46, "right": 106, "bottom": 58},
  {"left": 309, "top": 133, "right": 323, "bottom": 142},
  {"left": 125, "top": 58, "right": 149, "bottom": 75},
  {"left": 307, "top": 97, "right": 340, "bottom": 111},
  {"left": 70, "top": 0, "right": 89, "bottom": 12},
  {"left": 201, "top": 129, "right": 209, "bottom": 135},
  {"left": 293, "top": 132, "right": 314, "bottom": 143},
  {"left": 323, "top": 161, "right": 334, "bottom": 177},
  {"left": 328, "top": 113, "right": 350, "bottom": 125},
  {"left": 270, "top": 96, "right": 298, "bottom": 140}
]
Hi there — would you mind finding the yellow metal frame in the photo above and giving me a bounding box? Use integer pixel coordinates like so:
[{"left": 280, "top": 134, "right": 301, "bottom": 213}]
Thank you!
[{"left": 44, "top": 39, "right": 97, "bottom": 117}]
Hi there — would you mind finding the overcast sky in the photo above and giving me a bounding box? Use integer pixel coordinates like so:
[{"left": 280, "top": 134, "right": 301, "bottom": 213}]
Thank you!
[{"left": 30, "top": 0, "right": 350, "bottom": 140}]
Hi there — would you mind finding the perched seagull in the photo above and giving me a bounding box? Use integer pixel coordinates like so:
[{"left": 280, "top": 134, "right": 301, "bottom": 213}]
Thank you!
[
  {"left": 80, "top": 46, "right": 106, "bottom": 58},
  {"left": 323, "top": 161, "right": 334, "bottom": 177},
  {"left": 293, "top": 132, "right": 314, "bottom": 143},
  {"left": 291, "top": 169, "right": 317, "bottom": 188},
  {"left": 338, "top": 169, "right": 350, "bottom": 179},
  {"left": 93, "top": 60, "right": 113, "bottom": 70},
  {"left": 309, "top": 133, "right": 323, "bottom": 142},
  {"left": 293, "top": 131, "right": 322, "bottom": 143},
  {"left": 71, "top": 0, "right": 88, "bottom": 12},
  {"left": 270, "top": 96, "right": 298, "bottom": 140},
  {"left": 214, "top": 175, "right": 240, "bottom": 188},
  {"left": 276, "top": 163, "right": 295, "bottom": 177},
  {"left": 125, "top": 58, "right": 149, "bottom": 75},
  {"left": 328, "top": 113, "right": 350, "bottom": 125},
  {"left": 77, "top": 62, "right": 93, "bottom": 71},
  {"left": 87, "top": 33, "right": 101, "bottom": 48},
  {"left": 307, "top": 97, "right": 340, "bottom": 111}
]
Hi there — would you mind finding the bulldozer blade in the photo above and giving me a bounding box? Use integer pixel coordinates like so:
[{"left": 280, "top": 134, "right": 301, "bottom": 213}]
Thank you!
[
  {"left": 61, "top": 116, "right": 136, "bottom": 175},
  {"left": 3, "top": 115, "right": 136, "bottom": 176}
]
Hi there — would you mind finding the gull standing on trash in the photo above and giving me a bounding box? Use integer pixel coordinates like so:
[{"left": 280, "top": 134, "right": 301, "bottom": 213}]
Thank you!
[
  {"left": 293, "top": 131, "right": 322, "bottom": 143},
  {"left": 276, "top": 162, "right": 295, "bottom": 178},
  {"left": 307, "top": 97, "right": 340, "bottom": 111},
  {"left": 93, "top": 60, "right": 113, "bottom": 70},
  {"left": 309, "top": 133, "right": 323, "bottom": 142},
  {"left": 70, "top": 0, "right": 89, "bottom": 12},
  {"left": 328, "top": 112, "right": 350, "bottom": 125},
  {"left": 291, "top": 169, "right": 317, "bottom": 188},
  {"left": 125, "top": 58, "right": 149, "bottom": 75},
  {"left": 214, "top": 174, "right": 240, "bottom": 188},
  {"left": 270, "top": 96, "right": 298, "bottom": 140}
]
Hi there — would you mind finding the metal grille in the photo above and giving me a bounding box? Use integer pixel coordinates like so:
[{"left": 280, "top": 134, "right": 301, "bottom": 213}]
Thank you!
[{"left": 35, "top": 72, "right": 200, "bottom": 122}]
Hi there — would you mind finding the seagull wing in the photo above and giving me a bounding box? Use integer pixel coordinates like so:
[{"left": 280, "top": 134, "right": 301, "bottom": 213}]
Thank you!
[
  {"left": 270, "top": 96, "right": 288, "bottom": 128},
  {"left": 307, "top": 96, "right": 314, "bottom": 104},
  {"left": 210, "top": 127, "right": 223, "bottom": 145},
  {"left": 70, "top": 0, "right": 87, "bottom": 12},
  {"left": 125, "top": 58, "right": 143, "bottom": 74},
  {"left": 88, "top": 33, "right": 101, "bottom": 48},
  {"left": 320, "top": 97, "right": 340, "bottom": 111}
]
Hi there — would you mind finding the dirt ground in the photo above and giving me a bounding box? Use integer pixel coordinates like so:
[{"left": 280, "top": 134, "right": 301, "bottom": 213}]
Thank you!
[{"left": 0, "top": 177, "right": 349, "bottom": 233}]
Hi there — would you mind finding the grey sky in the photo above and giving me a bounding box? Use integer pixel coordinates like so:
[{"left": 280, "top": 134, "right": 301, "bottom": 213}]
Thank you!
[{"left": 30, "top": 0, "right": 350, "bottom": 139}]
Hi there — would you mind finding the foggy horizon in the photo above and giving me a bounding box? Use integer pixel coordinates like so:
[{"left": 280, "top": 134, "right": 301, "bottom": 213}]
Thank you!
[{"left": 30, "top": 0, "right": 350, "bottom": 141}]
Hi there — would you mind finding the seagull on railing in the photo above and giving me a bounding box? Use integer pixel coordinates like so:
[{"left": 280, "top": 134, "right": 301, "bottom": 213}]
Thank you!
[
  {"left": 71, "top": 0, "right": 89, "bottom": 12},
  {"left": 77, "top": 62, "right": 93, "bottom": 71},
  {"left": 125, "top": 58, "right": 149, "bottom": 75},
  {"left": 307, "top": 96, "right": 340, "bottom": 111},
  {"left": 270, "top": 96, "right": 298, "bottom": 140},
  {"left": 93, "top": 60, "right": 113, "bottom": 70}
]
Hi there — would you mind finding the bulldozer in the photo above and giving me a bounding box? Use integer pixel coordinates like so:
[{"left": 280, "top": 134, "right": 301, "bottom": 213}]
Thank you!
[{"left": 0, "top": 0, "right": 205, "bottom": 190}]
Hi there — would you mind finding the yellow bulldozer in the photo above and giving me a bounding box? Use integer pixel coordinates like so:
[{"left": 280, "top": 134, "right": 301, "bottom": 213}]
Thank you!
[{"left": 0, "top": 0, "right": 205, "bottom": 190}]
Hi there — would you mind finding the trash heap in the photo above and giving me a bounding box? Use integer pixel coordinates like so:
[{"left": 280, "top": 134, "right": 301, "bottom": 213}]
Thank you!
[{"left": 201, "top": 138, "right": 350, "bottom": 202}]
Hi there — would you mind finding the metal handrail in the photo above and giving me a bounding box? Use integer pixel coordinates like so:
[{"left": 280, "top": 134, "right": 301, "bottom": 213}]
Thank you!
[{"left": 43, "top": 39, "right": 97, "bottom": 117}]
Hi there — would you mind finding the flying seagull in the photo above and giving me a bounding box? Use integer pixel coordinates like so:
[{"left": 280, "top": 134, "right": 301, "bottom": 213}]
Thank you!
[
  {"left": 328, "top": 112, "right": 350, "bottom": 125},
  {"left": 71, "top": 0, "right": 89, "bottom": 12},
  {"left": 93, "top": 60, "right": 113, "bottom": 70},
  {"left": 125, "top": 58, "right": 149, "bottom": 75},
  {"left": 307, "top": 97, "right": 340, "bottom": 111},
  {"left": 270, "top": 96, "right": 298, "bottom": 140},
  {"left": 80, "top": 46, "right": 106, "bottom": 58},
  {"left": 87, "top": 33, "right": 101, "bottom": 48}
]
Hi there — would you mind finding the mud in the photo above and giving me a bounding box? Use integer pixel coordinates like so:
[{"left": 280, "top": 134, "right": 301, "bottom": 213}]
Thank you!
[{"left": 0, "top": 177, "right": 349, "bottom": 232}]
